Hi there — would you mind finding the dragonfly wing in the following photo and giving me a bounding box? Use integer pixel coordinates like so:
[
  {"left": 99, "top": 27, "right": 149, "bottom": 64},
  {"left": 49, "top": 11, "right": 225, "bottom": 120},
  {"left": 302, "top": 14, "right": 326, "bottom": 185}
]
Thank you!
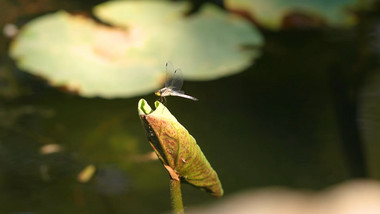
[
  {"left": 170, "top": 68, "right": 184, "bottom": 91},
  {"left": 164, "top": 62, "right": 184, "bottom": 91},
  {"left": 165, "top": 61, "right": 175, "bottom": 88}
]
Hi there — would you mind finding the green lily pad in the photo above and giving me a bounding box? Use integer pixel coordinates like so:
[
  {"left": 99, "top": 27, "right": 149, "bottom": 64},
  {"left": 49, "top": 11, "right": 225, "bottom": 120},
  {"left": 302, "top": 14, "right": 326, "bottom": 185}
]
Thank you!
[
  {"left": 138, "top": 99, "right": 223, "bottom": 197},
  {"left": 10, "top": 1, "right": 262, "bottom": 98},
  {"left": 225, "top": 0, "right": 363, "bottom": 30},
  {"left": 94, "top": 1, "right": 263, "bottom": 80},
  {"left": 9, "top": 11, "right": 164, "bottom": 98}
]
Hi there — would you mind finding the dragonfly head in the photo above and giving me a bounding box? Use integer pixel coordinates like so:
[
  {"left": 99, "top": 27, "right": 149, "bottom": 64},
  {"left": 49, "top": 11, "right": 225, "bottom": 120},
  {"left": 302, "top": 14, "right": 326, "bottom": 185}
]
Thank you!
[{"left": 155, "top": 88, "right": 163, "bottom": 96}]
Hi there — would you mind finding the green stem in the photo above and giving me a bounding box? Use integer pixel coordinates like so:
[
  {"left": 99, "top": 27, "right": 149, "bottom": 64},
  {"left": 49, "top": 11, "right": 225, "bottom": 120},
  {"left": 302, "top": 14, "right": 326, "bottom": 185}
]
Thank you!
[{"left": 169, "top": 179, "right": 184, "bottom": 214}]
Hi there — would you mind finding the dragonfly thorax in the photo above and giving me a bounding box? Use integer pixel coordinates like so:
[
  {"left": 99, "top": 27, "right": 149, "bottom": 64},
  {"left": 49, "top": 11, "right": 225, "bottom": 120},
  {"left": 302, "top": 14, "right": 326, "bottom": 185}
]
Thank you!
[{"left": 155, "top": 87, "right": 172, "bottom": 97}]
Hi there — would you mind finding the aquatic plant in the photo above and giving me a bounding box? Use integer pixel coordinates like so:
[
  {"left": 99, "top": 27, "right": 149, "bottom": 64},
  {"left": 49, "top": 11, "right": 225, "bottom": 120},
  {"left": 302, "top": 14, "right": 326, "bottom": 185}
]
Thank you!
[
  {"left": 9, "top": 1, "right": 263, "bottom": 98},
  {"left": 138, "top": 99, "right": 223, "bottom": 213}
]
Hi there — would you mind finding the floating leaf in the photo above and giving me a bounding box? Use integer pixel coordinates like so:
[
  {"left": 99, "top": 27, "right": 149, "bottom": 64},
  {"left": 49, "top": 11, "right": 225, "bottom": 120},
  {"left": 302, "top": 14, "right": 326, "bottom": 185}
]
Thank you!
[
  {"left": 10, "top": 1, "right": 263, "bottom": 98},
  {"left": 138, "top": 99, "right": 223, "bottom": 197},
  {"left": 225, "top": 0, "right": 363, "bottom": 30},
  {"left": 9, "top": 11, "right": 163, "bottom": 98},
  {"left": 94, "top": 1, "right": 263, "bottom": 81}
]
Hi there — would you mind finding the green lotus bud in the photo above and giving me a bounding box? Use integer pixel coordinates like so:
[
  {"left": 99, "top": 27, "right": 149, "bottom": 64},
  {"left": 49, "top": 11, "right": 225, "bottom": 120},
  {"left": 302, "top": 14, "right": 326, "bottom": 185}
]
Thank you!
[{"left": 138, "top": 99, "right": 223, "bottom": 197}]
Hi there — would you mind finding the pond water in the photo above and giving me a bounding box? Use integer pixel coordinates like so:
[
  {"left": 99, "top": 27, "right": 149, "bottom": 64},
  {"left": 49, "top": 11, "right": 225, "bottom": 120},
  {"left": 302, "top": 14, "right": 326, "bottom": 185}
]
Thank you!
[{"left": 1, "top": 0, "right": 380, "bottom": 214}]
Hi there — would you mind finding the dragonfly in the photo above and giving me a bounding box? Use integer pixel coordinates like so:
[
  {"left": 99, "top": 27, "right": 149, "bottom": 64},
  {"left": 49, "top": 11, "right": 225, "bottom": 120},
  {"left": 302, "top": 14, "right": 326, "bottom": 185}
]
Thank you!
[{"left": 155, "top": 62, "right": 198, "bottom": 101}]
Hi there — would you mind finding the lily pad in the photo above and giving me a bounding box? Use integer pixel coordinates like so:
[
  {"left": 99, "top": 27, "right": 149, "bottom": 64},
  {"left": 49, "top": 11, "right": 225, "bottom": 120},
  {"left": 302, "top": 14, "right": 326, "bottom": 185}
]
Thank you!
[
  {"left": 10, "top": 1, "right": 263, "bottom": 98},
  {"left": 94, "top": 1, "right": 263, "bottom": 80},
  {"left": 9, "top": 11, "right": 164, "bottom": 98},
  {"left": 225, "top": 0, "right": 363, "bottom": 30}
]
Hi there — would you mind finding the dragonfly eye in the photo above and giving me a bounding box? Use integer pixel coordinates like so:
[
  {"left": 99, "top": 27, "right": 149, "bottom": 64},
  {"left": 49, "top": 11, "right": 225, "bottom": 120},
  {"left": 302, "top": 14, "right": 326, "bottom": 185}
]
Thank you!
[{"left": 155, "top": 89, "right": 161, "bottom": 96}]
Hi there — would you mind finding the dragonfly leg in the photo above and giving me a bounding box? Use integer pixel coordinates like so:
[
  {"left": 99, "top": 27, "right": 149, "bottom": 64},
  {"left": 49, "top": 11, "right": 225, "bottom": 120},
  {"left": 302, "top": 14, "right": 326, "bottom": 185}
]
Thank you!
[{"left": 158, "top": 96, "right": 167, "bottom": 106}]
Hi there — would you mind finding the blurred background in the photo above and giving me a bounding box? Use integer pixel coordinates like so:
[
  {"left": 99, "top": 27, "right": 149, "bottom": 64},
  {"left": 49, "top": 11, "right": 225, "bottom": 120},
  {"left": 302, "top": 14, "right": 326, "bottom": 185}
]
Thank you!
[{"left": 1, "top": 0, "right": 380, "bottom": 213}]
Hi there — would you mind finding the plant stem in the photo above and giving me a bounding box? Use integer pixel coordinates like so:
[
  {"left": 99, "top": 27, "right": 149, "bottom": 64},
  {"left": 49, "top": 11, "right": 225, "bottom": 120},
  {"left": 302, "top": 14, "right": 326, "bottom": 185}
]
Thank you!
[{"left": 169, "top": 179, "right": 184, "bottom": 214}]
